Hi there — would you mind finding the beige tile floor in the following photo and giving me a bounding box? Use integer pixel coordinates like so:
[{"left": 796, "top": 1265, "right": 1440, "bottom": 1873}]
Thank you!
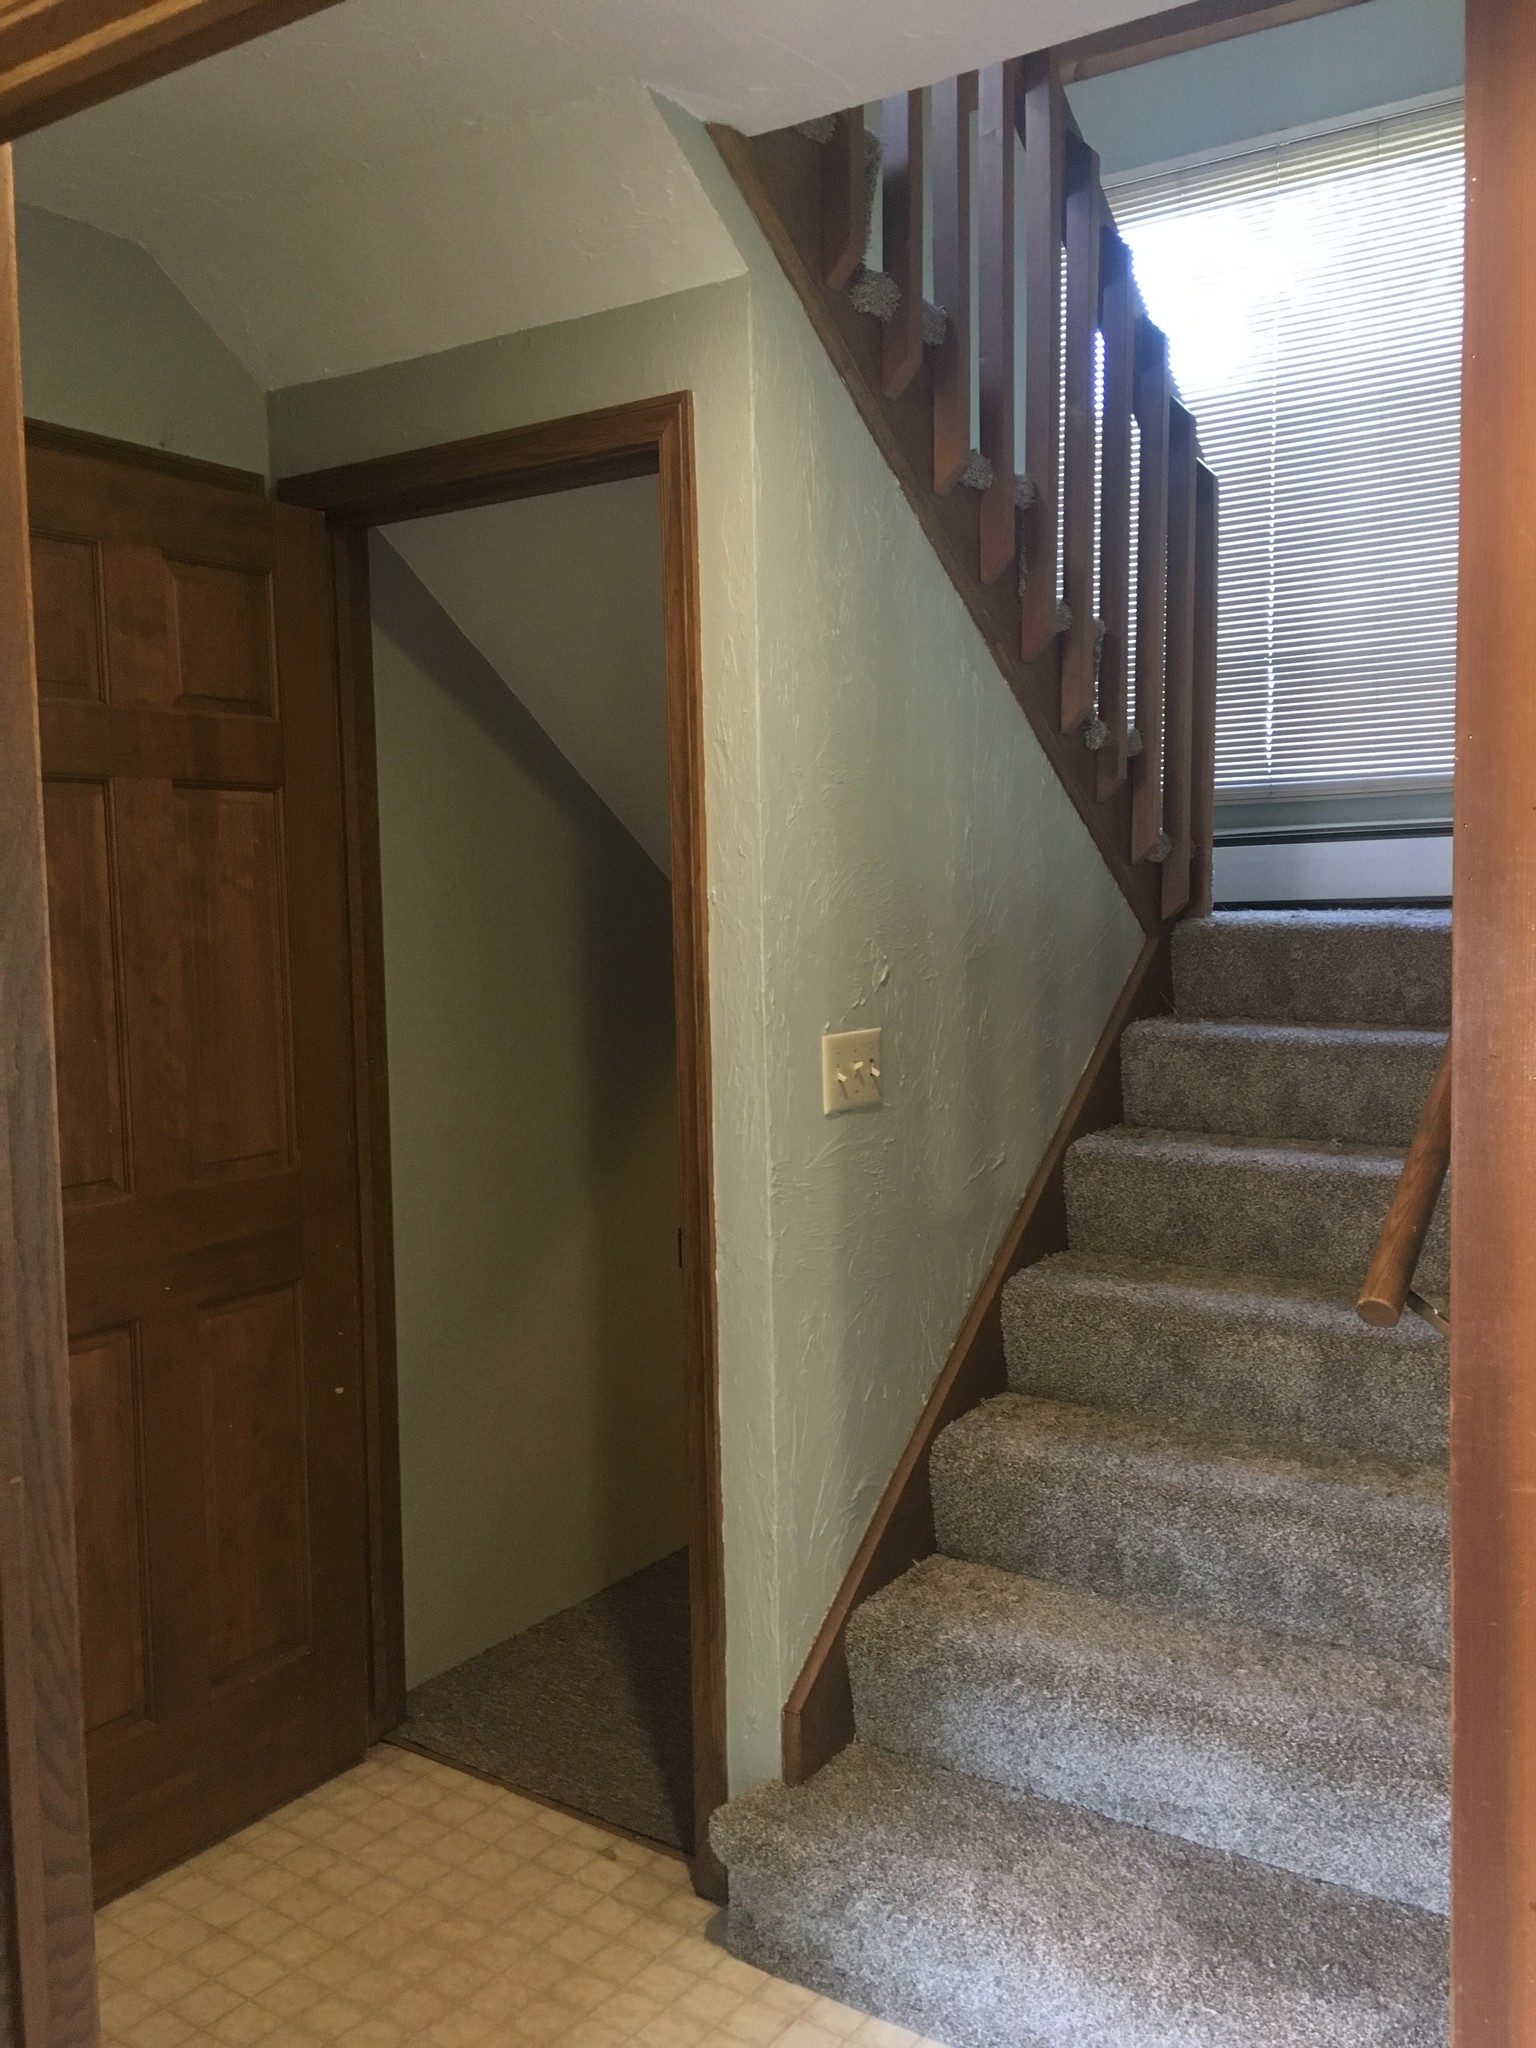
[{"left": 95, "top": 1745, "right": 943, "bottom": 2048}]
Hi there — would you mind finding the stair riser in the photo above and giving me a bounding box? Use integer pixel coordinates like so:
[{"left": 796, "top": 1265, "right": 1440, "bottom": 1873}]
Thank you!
[
  {"left": 1122, "top": 1025, "right": 1444, "bottom": 1146},
  {"left": 1172, "top": 914, "right": 1451, "bottom": 1027},
  {"left": 722, "top": 1901, "right": 1015, "bottom": 2048},
  {"left": 931, "top": 1432, "right": 1447, "bottom": 1667},
  {"left": 1001, "top": 1263, "right": 1448, "bottom": 1462},
  {"left": 848, "top": 1599, "right": 1448, "bottom": 1912},
  {"left": 1065, "top": 1138, "right": 1449, "bottom": 1294},
  {"left": 714, "top": 1747, "right": 1450, "bottom": 2048}
]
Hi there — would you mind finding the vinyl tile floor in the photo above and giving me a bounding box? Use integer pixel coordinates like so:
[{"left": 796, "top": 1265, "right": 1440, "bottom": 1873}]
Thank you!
[{"left": 94, "top": 1745, "right": 944, "bottom": 2048}]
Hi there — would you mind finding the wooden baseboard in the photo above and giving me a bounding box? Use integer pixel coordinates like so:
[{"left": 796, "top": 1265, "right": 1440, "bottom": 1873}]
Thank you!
[{"left": 781, "top": 924, "right": 1174, "bottom": 1784}]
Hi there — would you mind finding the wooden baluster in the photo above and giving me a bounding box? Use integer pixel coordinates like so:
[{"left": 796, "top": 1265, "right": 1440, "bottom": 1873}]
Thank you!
[
  {"left": 881, "top": 91, "right": 927, "bottom": 399},
  {"left": 824, "top": 108, "right": 867, "bottom": 290},
  {"left": 931, "top": 73, "right": 977, "bottom": 493},
  {"left": 1189, "top": 463, "right": 1220, "bottom": 917},
  {"left": 1131, "top": 322, "right": 1171, "bottom": 863},
  {"left": 1060, "top": 132, "right": 1101, "bottom": 730},
  {"left": 1160, "top": 402, "right": 1198, "bottom": 917},
  {"left": 1096, "top": 231, "right": 1135, "bottom": 797},
  {"left": 1019, "top": 57, "right": 1065, "bottom": 657},
  {"left": 976, "top": 60, "right": 1020, "bottom": 585}
]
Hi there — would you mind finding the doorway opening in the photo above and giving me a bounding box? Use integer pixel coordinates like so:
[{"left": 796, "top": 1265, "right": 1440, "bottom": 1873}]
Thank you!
[
  {"left": 278, "top": 396, "right": 727, "bottom": 1887},
  {"left": 364, "top": 474, "right": 694, "bottom": 1854}
]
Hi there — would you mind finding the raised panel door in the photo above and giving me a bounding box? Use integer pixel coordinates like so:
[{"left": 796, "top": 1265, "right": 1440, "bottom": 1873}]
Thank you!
[{"left": 31, "top": 432, "right": 369, "bottom": 1902}]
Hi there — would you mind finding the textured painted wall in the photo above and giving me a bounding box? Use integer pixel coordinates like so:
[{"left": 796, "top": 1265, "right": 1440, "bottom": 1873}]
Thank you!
[
  {"left": 678, "top": 111, "right": 1146, "bottom": 1726},
  {"left": 371, "top": 539, "right": 686, "bottom": 1687},
  {"left": 15, "top": 202, "right": 269, "bottom": 474},
  {"left": 270, "top": 110, "right": 1144, "bottom": 1788},
  {"left": 1070, "top": 0, "right": 1462, "bottom": 176}
]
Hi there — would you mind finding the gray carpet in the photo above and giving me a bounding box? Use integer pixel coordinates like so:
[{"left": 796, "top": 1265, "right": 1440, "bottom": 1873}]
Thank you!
[
  {"left": 848, "top": 1555, "right": 1449, "bottom": 1910},
  {"left": 711, "top": 909, "right": 1452, "bottom": 2045},
  {"left": 714, "top": 1745, "right": 1449, "bottom": 2048},
  {"left": 394, "top": 1550, "right": 692, "bottom": 1850}
]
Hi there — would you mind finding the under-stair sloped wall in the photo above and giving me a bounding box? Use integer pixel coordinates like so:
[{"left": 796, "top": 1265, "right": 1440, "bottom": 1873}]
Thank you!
[
  {"left": 268, "top": 101, "right": 1146, "bottom": 1794},
  {"left": 369, "top": 539, "right": 687, "bottom": 1691}
]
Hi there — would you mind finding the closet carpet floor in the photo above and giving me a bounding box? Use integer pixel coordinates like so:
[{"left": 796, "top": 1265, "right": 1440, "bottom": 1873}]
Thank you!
[{"left": 394, "top": 1552, "right": 693, "bottom": 1852}]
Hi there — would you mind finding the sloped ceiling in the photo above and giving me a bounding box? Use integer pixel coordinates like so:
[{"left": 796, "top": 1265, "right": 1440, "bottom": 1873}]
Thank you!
[
  {"left": 13, "top": 0, "right": 1152, "bottom": 389},
  {"left": 382, "top": 477, "right": 671, "bottom": 873}
]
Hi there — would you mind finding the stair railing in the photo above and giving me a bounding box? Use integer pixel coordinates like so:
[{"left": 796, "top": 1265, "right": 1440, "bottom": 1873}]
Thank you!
[
  {"left": 712, "top": 54, "right": 1220, "bottom": 927},
  {"left": 1357, "top": 1036, "right": 1452, "bottom": 1333}
]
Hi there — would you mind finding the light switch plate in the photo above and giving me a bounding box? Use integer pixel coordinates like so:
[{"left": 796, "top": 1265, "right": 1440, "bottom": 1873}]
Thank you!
[{"left": 822, "top": 1027, "right": 883, "bottom": 1116}]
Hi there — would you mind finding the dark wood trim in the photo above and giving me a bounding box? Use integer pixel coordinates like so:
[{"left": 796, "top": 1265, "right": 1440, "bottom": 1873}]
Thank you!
[
  {"left": 1053, "top": 0, "right": 1370, "bottom": 84},
  {"left": 331, "top": 530, "right": 406, "bottom": 1741},
  {"left": 0, "top": 0, "right": 346, "bottom": 143},
  {"left": 1188, "top": 465, "right": 1219, "bottom": 918},
  {"left": 1452, "top": 0, "right": 1536, "bottom": 2033},
  {"left": 281, "top": 392, "right": 729, "bottom": 1899},
  {"left": 274, "top": 397, "right": 676, "bottom": 526},
  {"left": 22, "top": 418, "right": 265, "bottom": 497},
  {"left": 709, "top": 119, "right": 1164, "bottom": 936},
  {"left": 0, "top": 150, "right": 98, "bottom": 2048},
  {"left": 655, "top": 394, "right": 729, "bottom": 1905},
  {"left": 782, "top": 925, "right": 1173, "bottom": 1785}
]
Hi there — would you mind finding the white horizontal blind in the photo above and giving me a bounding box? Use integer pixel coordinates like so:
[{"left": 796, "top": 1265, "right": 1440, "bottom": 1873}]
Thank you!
[{"left": 1107, "top": 101, "right": 1464, "bottom": 804}]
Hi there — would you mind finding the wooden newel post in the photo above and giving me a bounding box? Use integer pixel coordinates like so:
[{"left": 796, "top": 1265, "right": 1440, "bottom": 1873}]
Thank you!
[{"left": 1452, "top": 0, "right": 1536, "bottom": 2038}]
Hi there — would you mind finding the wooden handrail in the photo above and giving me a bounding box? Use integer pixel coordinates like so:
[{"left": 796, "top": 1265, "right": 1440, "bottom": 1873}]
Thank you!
[
  {"left": 710, "top": 44, "right": 1222, "bottom": 927},
  {"left": 1357, "top": 1035, "right": 1451, "bottom": 1328}
]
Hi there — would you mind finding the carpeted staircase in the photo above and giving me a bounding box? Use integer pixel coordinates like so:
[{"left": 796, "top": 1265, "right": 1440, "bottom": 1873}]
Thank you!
[{"left": 712, "top": 909, "right": 1452, "bottom": 2048}]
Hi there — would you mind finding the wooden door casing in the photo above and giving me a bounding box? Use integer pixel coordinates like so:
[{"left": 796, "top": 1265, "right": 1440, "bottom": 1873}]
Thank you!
[{"left": 30, "top": 432, "right": 370, "bottom": 1902}]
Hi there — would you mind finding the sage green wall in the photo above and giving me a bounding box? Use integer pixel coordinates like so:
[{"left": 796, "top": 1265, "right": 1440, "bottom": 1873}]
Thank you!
[
  {"left": 270, "top": 108, "right": 1144, "bottom": 1789},
  {"left": 1069, "top": 0, "right": 1462, "bottom": 176},
  {"left": 371, "top": 536, "right": 686, "bottom": 1687},
  {"left": 15, "top": 202, "right": 269, "bottom": 475}
]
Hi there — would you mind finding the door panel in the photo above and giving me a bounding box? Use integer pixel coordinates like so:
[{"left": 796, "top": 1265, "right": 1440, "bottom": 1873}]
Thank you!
[
  {"left": 42, "top": 779, "right": 126, "bottom": 1205},
  {"left": 31, "top": 533, "right": 102, "bottom": 698},
  {"left": 168, "top": 557, "right": 275, "bottom": 716},
  {"left": 31, "top": 433, "right": 369, "bottom": 1903},
  {"left": 174, "top": 785, "right": 293, "bottom": 1178},
  {"left": 200, "top": 1284, "right": 311, "bottom": 1685},
  {"left": 68, "top": 1327, "right": 150, "bottom": 1736}
]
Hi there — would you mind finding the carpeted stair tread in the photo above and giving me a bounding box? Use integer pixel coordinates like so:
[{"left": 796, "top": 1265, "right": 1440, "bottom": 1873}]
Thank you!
[
  {"left": 1001, "top": 1251, "right": 1447, "bottom": 1461},
  {"left": 1122, "top": 1016, "right": 1445, "bottom": 1146},
  {"left": 847, "top": 1555, "right": 1448, "bottom": 1911},
  {"left": 1065, "top": 1124, "right": 1449, "bottom": 1294},
  {"left": 712, "top": 907, "right": 1455, "bottom": 2033},
  {"left": 1172, "top": 909, "right": 1451, "bottom": 1027},
  {"left": 711, "top": 1743, "right": 1448, "bottom": 2048},
  {"left": 931, "top": 1395, "right": 1447, "bottom": 1665}
]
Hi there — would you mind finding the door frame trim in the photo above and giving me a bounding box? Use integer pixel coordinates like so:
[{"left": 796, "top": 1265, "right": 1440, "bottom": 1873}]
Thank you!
[
  {"left": 0, "top": 0, "right": 349, "bottom": 143},
  {"left": 276, "top": 392, "right": 729, "bottom": 1897}
]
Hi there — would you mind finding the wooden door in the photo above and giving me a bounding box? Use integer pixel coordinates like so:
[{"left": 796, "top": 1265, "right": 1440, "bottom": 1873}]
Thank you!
[{"left": 27, "top": 430, "right": 370, "bottom": 1902}]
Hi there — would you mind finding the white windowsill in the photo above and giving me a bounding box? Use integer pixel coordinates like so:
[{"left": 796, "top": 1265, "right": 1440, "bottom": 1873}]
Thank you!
[{"left": 1213, "top": 835, "right": 1452, "bottom": 906}]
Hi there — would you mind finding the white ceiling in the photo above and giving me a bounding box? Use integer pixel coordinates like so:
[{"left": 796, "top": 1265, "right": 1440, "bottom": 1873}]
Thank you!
[
  {"left": 383, "top": 476, "right": 671, "bottom": 873},
  {"left": 13, "top": 0, "right": 1149, "bottom": 390}
]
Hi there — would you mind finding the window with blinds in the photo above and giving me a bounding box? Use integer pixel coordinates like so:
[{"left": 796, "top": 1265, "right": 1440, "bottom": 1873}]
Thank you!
[{"left": 1106, "top": 99, "right": 1464, "bottom": 825}]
